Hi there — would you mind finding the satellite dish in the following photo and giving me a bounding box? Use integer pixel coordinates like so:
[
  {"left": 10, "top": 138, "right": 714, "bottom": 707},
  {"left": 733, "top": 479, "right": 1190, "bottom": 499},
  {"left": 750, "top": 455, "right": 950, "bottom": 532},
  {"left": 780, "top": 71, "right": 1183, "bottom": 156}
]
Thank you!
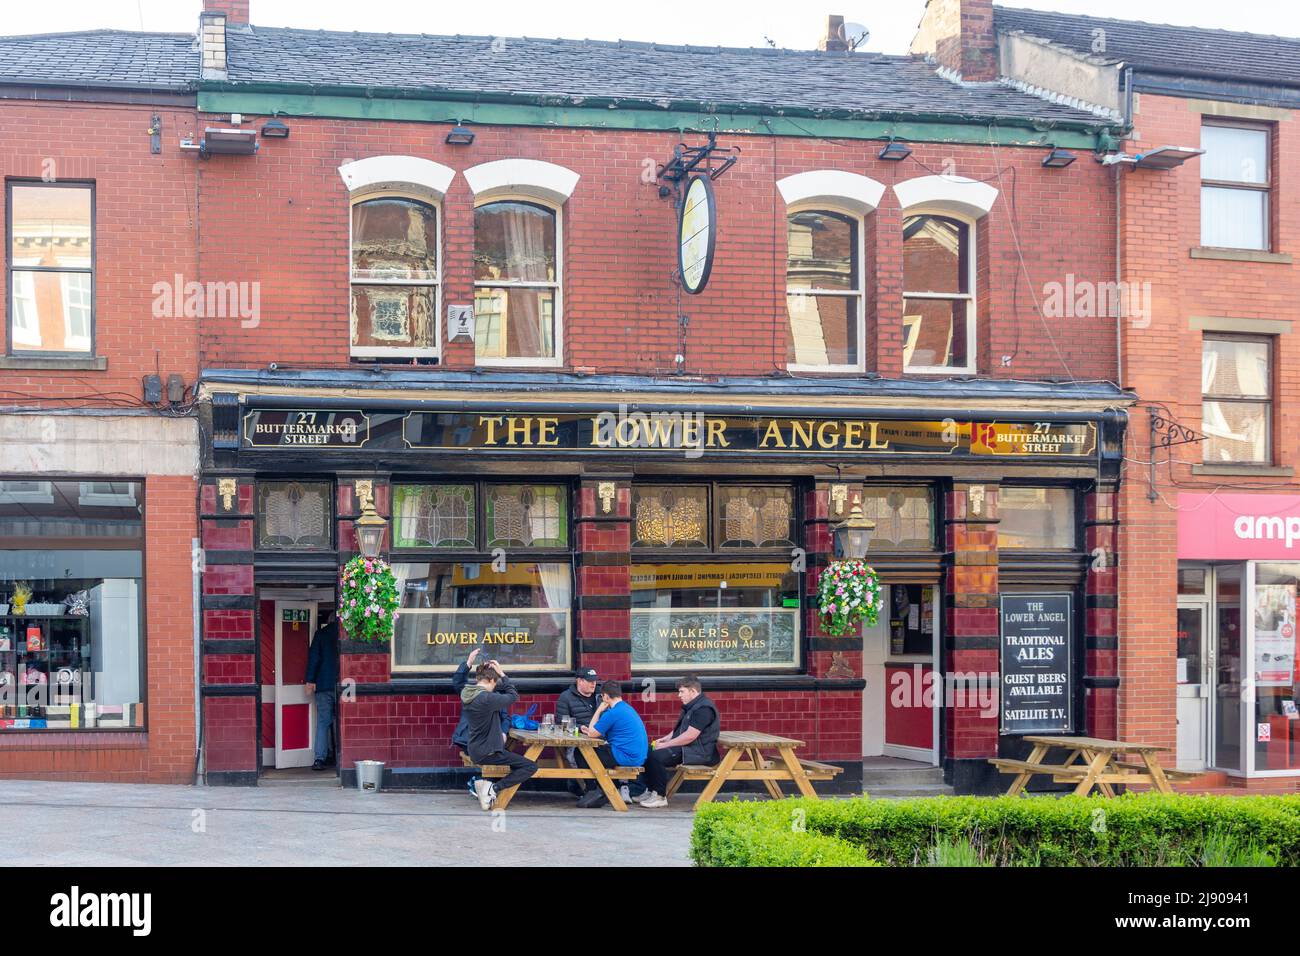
[{"left": 844, "top": 21, "right": 870, "bottom": 51}]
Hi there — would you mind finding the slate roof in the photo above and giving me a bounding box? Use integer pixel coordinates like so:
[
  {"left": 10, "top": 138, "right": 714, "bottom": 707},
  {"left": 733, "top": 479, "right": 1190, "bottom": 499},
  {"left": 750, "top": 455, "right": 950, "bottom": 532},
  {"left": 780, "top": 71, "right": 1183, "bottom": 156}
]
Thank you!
[
  {"left": 215, "top": 26, "right": 1111, "bottom": 125},
  {"left": 0, "top": 29, "right": 197, "bottom": 90},
  {"left": 995, "top": 6, "right": 1300, "bottom": 88},
  {"left": 0, "top": 23, "right": 1113, "bottom": 126}
]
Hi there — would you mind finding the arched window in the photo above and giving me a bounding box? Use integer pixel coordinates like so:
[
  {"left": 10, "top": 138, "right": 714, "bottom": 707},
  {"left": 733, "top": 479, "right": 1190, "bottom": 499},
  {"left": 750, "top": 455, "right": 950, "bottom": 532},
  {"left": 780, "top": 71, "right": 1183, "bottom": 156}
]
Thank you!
[
  {"left": 349, "top": 195, "right": 440, "bottom": 358},
  {"left": 785, "top": 209, "right": 863, "bottom": 370},
  {"left": 902, "top": 213, "right": 974, "bottom": 373},
  {"left": 472, "top": 200, "right": 560, "bottom": 364}
]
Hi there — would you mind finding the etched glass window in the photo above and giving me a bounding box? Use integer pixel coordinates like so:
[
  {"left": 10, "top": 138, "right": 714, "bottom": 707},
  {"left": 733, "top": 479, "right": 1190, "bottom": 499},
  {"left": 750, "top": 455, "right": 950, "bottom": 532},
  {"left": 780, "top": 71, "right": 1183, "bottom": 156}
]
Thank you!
[
  {"left": 393, "top": 484, "right": 475, "bottom": 549},
  {"left": 485, "top": 484, "right": 567, "bottom": 549},
  {"left": 717, "top": 486, "right": 795, "bottom": 549},
  {"left": 256, "top": 482, "right": 332, "bottom": 549},
  {"left": 350, "top": 196, "right": 439, "bottom": 357},
  {"left": 632, "top": 485, "right": 709, "bottom": 549},
  {"left": 860, "top": 486, "right": 935, "bottom": 551},
  {"left": 998, "top": 487, "right": 1075, "bottom": 550}
]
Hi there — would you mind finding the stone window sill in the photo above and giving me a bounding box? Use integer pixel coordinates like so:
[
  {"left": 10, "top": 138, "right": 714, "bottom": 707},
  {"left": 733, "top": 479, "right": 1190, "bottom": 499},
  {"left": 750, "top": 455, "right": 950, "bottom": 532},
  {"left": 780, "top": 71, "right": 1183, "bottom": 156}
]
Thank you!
[
  {"left": 1191, "top": 464, "right": 1294, "bottom": 477},
  {"left": 1189, "top": 247, "right": 1293, "bottom": 265},
  {"left": 0, "top": 355, "right": 107, "bottom": 371}
]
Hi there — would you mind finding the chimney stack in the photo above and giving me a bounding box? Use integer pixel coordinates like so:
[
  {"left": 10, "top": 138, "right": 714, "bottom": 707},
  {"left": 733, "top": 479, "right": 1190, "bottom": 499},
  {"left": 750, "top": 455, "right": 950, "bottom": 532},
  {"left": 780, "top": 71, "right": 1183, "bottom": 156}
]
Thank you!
[
  {"left": 818, "top": 15, "right": 849, "bottom": 52},
  {"left": 910, "top": 0, "right": 997, "bottom": 82},
  {"left": 204, "top": 1, "right": 250, "bottom": 24}
]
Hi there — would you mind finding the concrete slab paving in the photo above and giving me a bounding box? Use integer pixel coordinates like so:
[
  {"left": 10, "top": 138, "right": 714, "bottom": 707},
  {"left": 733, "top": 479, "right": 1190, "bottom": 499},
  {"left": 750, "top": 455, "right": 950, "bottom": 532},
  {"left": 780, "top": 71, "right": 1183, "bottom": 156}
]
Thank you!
[{"left": 0, "top": 779, "right": 697, "bottom": 867}]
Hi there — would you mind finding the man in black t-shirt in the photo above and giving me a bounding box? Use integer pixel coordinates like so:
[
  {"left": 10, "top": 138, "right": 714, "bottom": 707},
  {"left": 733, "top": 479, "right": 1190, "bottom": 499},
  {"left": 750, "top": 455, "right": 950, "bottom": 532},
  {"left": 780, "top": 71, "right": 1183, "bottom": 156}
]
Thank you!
[{"left": 635, "top": 675, "right": 719, "bottom": 808}]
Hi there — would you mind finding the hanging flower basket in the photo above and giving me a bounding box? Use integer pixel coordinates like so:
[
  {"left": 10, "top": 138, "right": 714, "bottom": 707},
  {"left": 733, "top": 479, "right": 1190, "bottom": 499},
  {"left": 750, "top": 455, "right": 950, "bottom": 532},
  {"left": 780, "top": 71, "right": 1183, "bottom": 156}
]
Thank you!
[
  {"left": 816, "top": 559, "right": 884, "bottom": 637},
  {"left": 339, "top": 555, "right": 400, "bottom": 644}
]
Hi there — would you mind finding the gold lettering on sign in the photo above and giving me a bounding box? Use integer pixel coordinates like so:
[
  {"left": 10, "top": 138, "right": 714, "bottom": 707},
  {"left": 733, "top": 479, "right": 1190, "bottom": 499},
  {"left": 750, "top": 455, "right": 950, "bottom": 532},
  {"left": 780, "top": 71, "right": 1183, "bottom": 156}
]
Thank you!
[
  {"left": 479, "top": 415, "right": 560, "bottom": 447},
  {"left": 705, "top": 419, "right": 731, "bottom": 447}
]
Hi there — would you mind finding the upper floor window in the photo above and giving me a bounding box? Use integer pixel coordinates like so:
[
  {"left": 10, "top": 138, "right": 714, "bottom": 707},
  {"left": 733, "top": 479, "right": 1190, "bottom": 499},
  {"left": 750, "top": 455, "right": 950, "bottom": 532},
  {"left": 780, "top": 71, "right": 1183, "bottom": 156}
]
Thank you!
[
  {"left": 349, "top": 195, "right": 439, "bottom": 358},
  {"left": 785, "top": 210, "right": 863, "bottom": 371},
  {"left": 997, "top": 487, "right": 1076, "bottom": 550},
  {"left": 1201, "top": 121, "right": 1270, "bottom": 251},
  {"left": 6, "top": 182, "right": 94, "bottom": 356},
  {"left": 902, "top": 213, "right": 974, "bottom": 373},
  {"left": 473, "top": 200, "right": 560, "bottom": 365},
  {"left": 1202, "top": 334, "right": 1271, "bottom": 464}
]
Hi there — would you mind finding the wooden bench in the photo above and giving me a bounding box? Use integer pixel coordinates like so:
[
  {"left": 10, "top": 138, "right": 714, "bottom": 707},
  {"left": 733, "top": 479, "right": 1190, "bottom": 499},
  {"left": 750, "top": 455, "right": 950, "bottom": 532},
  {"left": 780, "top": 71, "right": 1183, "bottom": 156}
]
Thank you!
[
  {"left": 665, "top": 751, "right": 844, "bottom": 805},
  {"left": 461, "top": 751, "right": 642, "bottom": 780},
  {"left": 990, "top": 735, "right": 1179, "bottom": 797}
]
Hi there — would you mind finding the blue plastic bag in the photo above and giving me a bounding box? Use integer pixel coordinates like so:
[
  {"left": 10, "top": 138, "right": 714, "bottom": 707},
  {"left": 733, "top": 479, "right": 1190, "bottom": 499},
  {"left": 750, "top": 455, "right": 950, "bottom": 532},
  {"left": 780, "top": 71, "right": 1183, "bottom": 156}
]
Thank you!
[{"left": 510, "top": 703, "right": 539, "bottom": 731}]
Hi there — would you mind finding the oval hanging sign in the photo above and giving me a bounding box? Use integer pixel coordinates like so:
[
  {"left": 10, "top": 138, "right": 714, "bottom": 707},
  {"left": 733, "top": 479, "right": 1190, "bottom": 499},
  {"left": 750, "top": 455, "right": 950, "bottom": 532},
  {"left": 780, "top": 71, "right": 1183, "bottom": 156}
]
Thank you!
[{"left": 678, "top": 174, "right": 716, "bottom": 294}]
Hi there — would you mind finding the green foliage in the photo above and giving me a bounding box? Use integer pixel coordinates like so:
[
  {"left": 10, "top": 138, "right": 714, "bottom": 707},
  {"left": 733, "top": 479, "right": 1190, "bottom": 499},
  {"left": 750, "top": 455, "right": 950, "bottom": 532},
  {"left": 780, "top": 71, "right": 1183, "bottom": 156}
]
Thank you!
[
  {"left": 338, "top": 555, "right": 400, "bottom": 643},
  {"left": 691, "top": 794, "right": 1300, "bottom": 867}
]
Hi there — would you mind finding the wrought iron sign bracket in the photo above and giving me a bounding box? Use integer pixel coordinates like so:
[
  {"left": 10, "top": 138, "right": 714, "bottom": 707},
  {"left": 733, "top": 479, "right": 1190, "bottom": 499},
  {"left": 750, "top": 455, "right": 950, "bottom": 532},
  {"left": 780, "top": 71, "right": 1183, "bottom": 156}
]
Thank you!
[
  {"left": 656, "top": 131, "right": 739, "bottom": 205},
  {"left": 1148, "top": 409, "right": 1206, "bottom": 501}
]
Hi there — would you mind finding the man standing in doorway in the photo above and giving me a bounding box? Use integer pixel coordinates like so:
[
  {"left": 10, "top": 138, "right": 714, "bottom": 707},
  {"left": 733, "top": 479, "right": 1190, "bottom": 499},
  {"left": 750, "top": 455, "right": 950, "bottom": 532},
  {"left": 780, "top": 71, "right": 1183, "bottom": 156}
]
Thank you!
[{"left": 304, "top": 609, "right": 339, "bottom": 771}]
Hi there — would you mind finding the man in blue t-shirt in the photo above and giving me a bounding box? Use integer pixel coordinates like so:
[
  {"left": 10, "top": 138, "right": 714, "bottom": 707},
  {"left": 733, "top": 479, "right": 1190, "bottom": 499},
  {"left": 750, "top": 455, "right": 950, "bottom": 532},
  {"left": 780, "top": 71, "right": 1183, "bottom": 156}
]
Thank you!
[{"left": 576, "top": 681, "right": 649, "bottom": 808}]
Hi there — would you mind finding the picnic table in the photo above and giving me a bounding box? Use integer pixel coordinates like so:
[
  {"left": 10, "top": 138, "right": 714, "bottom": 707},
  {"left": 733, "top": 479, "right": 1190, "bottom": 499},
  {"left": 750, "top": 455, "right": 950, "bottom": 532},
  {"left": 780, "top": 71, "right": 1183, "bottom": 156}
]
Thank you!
[
  {"left": 989, "top": 735, "right": 1189, "bottom": 797},
  {"left": 665, "top": 730, "right": 843, "bottom": 809},
  {"left": 466, "top": 729, "right": 642, "bottom": 811}
]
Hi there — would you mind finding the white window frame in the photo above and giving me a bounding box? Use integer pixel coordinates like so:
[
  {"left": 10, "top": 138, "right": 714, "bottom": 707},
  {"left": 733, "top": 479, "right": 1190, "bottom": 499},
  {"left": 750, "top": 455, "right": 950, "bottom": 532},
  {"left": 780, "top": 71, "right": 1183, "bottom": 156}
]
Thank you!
[
  {"left": 60, "top": 272, "right": 92, "bottom": 353},
  {"left": 784, "top": 204, "right": 866, "bottom": 373},
  {"left": 77, "top": 481, "right": 138, "bottom": 507},
  {"left": 347, "top": 190, "right": 442, "bottom": 360},
  {"left": 9, "top": 268, "right": 40, "bottom": 349},
  {"left": 471, "top": 196, "right": 564, "bottom": 369},
  {"left": 1200, "top": 118, "right": 1271, "bottom": 252},
  {"left": 0, "top": 480, "right": 54, "bottom": 504},
  {"left": 901, "top": 207, "right": 978, "bottom": 375}
]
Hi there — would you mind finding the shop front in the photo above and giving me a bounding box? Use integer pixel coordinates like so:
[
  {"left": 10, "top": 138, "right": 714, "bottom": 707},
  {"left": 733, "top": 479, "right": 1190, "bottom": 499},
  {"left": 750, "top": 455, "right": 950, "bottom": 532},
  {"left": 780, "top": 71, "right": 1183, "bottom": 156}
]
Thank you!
[
  {"left": 196, "top": 373, "right": 1127, "bottom": 793},
  {"left": 1176, "top": 493, "right": 1300, "bottom": 780}
]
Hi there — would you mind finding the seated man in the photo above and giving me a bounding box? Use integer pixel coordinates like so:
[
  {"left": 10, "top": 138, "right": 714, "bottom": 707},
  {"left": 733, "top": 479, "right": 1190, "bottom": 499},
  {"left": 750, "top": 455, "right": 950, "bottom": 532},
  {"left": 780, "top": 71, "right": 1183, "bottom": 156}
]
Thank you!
[
  {"left": 464, "top": 660, "right": 537, "bottom": 810},
  {"left": 555, "top": 667, "right": 600, "bottom": 796},
  {"left": 576, "top": 681, "right": 649, "bottom": 809},
  {"left": 637, "top": 675, "right": 719, "bottom": 808}
]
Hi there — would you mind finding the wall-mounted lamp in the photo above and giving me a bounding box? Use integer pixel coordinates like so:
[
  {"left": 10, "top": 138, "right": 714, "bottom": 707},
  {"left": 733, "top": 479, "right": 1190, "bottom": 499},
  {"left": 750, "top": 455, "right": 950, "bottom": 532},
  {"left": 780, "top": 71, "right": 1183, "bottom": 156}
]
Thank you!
[
  {"left": 354, "top": 501, "right": 388, "bottom": 559},
  {"left": 261, "top": 118, "right": 290, "bottom": 139},
  {"left": 445, "top": 125, "right": 475, "bottom": 146},
  {"left": 832, "top": 500, "right": 876, "bottom": 561},
  {"left": 199, "top": 127, "right": 259, "bottom": 156},
  {"left": 1041, "top": 147, "right": 1077, "bottom": 169},
  {"left": 878, "top": 140, "right": 912, "bottom": 162}
]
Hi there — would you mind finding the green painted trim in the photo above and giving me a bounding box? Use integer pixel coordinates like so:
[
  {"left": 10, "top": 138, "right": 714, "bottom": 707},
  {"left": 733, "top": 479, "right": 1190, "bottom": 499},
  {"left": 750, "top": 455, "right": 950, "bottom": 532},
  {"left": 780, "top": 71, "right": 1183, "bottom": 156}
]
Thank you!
[{"left": 197, "top": 89, "right": 1110, "bottom": 148}]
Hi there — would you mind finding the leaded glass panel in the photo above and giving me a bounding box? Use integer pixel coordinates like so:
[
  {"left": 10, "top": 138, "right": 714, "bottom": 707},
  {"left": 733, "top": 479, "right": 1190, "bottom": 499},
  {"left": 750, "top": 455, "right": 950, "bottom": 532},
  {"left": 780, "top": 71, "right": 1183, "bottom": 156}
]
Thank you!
[
  {"left": 485, "top": 484, "right": 568, "bottom": 549},
  {"left": 393, "top": 484, "right": 475, "bottom": 549},
  {"left": 632, "top": 485, "right": 709, "bottom": 549},
  {"left": 256, "top": 481, "right": 332, "bottom": 549}
]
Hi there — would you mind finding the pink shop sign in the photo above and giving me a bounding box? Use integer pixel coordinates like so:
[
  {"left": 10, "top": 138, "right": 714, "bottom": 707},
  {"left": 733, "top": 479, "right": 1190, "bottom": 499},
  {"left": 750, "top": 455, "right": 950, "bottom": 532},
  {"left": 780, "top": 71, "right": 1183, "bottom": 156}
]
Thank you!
[{"left": 1178, "top": 493, "right": 1300, "bottom": 560}]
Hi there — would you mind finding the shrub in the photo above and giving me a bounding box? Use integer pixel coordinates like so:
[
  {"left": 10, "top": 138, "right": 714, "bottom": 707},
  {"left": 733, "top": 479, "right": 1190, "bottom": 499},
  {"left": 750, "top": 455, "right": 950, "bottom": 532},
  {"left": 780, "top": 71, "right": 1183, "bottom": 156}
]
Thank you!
[{"left": 690, "top": 794, "right": 1300, "bottom": 867}]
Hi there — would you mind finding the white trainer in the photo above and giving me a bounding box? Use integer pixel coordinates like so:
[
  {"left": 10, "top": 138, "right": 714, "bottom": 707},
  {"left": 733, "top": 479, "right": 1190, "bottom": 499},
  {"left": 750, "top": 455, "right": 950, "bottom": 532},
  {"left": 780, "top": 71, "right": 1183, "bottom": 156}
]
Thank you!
[
  {"left": 638, "top": 793, "right": 669, "bottom": 808},
  {"left": 473, "top": 778, "right": 494, "bottom": 811},
  {"left": 619, "top": 785, "right": 631, "bottom": 802}
]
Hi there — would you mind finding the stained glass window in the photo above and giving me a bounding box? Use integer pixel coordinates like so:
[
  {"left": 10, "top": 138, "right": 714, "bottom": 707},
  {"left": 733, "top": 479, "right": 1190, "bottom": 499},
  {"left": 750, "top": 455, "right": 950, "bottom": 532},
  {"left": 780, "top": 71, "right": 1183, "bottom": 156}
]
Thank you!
[
  {"left": 632, "top": 485, "right": 709, "bottom": 549},
  {"left": 860, "top": 486, "right": 935, "bottom": 551},
  {"left": 256, "top": 481, "right": 332, "bottom": 549},
  {"left": 717, "top": 486, "right": 795, "bottom": 549},
  {"left": 485, "top": 484, "right": 568, "bottom": 549},
  {"left": 393, "top": 484, "right": 475, "bottom": 549}
]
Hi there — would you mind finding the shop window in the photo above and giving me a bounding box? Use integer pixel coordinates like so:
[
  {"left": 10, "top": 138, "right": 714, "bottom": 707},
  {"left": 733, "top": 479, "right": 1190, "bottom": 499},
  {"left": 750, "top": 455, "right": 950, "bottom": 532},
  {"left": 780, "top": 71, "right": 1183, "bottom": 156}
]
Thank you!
[
  {"left": 393, "top": 484, "right": 475, "bottom": 550},
  {"left": 997, "top": 487, "right": 1076, "bottom": 550},
  {"left": 350, "top": 196, "right": 439, "bottom": 358},
  {"left": 633, "top": 485, "right": 709, "bottom": 549},
  {"left": 902, "top": 214, "right": 974, "bottom": 373},
  {"left": 484, "top": 484, "right": 568, "bottom": 549},
  {"left": 860, "top": 486, "right": 935, "bottom": 551},
  {"left": 0, "top": 479, "right": 144, "bottom": 730},
  {"left": 1201, "top": 120, "right": 1270, "bottom": 251},
  {"left": 256, "top": 481, "right": 333, "bottom": 550},
  {"left": 785, "top": 209, "right": 863, "bottom": 371},
  {"left": 6, "top": 182, "right": 94, "bottom": 356},
  {"left": 1202, "top": 334, "right": 1271, "bottom": 464},
  {"left": 473, "top": 201, "right": 560, "bottom": 365},
  {"left": 717, "top": 486, "right": 796, "bottom": 549},
  {"left": 887, "top": 584, "right": 937, "bottom": 655},
  {"left": 390, "top": 561, "right": 571, "bottom": 673},
  {"left": 1251, "top": 564, "right": 1300, "bottom": 773},
  {"left": 631, "top": 563, "right": 799, "bottom": 671}
]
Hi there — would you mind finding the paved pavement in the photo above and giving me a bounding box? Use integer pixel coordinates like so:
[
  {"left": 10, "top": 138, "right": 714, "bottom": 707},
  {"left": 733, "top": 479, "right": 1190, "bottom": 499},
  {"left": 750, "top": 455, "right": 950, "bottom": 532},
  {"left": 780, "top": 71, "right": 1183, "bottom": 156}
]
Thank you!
[{"left": 0, "top": 779, "right": 697, "bottom": 866}]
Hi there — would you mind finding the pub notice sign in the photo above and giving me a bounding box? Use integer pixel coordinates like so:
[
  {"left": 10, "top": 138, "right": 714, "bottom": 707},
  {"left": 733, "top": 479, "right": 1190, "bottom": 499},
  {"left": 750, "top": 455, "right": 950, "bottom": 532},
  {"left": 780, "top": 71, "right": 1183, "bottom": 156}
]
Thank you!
[{"left": 1000, "top": 593, "right": 1073, "bottom": 735}]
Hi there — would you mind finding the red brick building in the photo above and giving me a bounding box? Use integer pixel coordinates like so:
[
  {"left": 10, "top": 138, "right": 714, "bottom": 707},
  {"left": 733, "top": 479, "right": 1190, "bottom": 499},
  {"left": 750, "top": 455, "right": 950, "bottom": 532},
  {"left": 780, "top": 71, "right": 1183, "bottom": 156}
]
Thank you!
[
  {"left": 992, "top": 7, "right": 1300, "bottom": 790},
  {"left": 2, "top": 0, "right": 1162, "bottom": 794}
]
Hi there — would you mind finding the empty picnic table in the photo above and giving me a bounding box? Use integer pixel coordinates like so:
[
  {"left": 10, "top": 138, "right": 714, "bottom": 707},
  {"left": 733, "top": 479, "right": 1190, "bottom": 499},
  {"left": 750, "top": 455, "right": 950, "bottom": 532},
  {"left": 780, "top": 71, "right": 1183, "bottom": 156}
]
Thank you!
[
  {"left": 665, "top": 730, "right": 843, "bottom": 809},
  {"left": 464, "top": 729, "right": 642, "bottom": 811},
  {"left": 989, "top": 735, "right": 1187, "bottom": 797}
]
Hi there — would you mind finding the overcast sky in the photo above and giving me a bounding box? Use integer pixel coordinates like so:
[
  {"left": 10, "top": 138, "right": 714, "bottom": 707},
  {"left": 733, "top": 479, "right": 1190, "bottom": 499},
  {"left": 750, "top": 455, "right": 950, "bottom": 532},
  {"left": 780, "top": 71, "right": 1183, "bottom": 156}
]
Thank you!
[{"left": 1, "top": 0, "right": 1297, "bottom": 52}]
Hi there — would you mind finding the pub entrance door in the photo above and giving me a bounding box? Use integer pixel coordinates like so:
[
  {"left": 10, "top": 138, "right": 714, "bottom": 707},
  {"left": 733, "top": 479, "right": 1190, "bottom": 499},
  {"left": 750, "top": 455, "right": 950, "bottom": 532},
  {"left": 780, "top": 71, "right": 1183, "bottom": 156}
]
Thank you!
[{"left": 862, "top": 583, "right": 940, "bottom": 765}]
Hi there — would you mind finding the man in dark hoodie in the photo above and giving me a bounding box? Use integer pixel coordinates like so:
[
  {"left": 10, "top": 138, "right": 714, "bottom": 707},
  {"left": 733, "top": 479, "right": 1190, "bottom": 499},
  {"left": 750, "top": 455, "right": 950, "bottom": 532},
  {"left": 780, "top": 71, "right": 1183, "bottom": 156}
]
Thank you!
[
  {"left": 635, "top": 675, "right": 720, "bottom": 808},
  {"left": 303, "top": 610, "right": 340, "bottom": 771},
  {"left": 464, "top": 660, "right": 537, "bottom": 810},
  {"left": 451, "top": 648, "right": 509, "bottom": 753}
]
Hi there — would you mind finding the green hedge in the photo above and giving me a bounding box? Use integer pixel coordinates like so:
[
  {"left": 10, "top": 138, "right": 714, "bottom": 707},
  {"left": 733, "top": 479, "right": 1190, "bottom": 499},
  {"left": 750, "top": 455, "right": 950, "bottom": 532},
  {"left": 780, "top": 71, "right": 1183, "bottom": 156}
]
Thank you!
[{"left": 690, "top": 794, "right": 1300, "bottom": 867}]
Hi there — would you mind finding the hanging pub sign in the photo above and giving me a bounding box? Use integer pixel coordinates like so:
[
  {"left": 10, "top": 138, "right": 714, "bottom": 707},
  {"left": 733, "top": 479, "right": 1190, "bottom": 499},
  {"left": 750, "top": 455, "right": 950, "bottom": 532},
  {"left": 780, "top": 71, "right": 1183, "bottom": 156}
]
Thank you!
[
  {"left": 678, "top": 174, "right": 716, "bottom": 294},
  {"left": 1000, "top": 593, "right": 1074, "bottom": 735},
  {"left": 243, "top": 409, "right": 370, "bottom": 448}
]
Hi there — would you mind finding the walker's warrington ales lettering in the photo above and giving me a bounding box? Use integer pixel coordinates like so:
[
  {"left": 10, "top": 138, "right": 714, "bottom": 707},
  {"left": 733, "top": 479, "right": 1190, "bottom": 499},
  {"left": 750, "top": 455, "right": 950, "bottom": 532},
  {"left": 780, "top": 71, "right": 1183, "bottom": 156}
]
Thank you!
[
  {"left": 241, "top": 407, "right": 1097, "bottom": 459},
  {"left": 390, "top": 610, "right": 569, "bottom": 672},
  {"left": 1000, "top": 593, "right": 1074, "bottom": 734},
  {"left": 630, "top": 608, "right": 798, "bottom": 668}
]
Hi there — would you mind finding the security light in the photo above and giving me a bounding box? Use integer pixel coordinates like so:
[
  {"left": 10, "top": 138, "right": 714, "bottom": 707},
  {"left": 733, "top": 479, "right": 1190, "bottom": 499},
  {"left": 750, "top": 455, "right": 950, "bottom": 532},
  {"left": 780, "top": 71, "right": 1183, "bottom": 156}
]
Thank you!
[
  {"left": 1042, "top": 147, "right": 1077, "bottom": 169},
  {"left": 878, "top": 140, "right": 912, "bottom": 161},
  {"left": 261, "top": 118, "right": 290, "bottom": 139},
  {"left": 445, "top": 125, "right": 476, "bottom": 146},
  {"left": 201, "top": 127, "right": 258, "bottom": 156}
]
